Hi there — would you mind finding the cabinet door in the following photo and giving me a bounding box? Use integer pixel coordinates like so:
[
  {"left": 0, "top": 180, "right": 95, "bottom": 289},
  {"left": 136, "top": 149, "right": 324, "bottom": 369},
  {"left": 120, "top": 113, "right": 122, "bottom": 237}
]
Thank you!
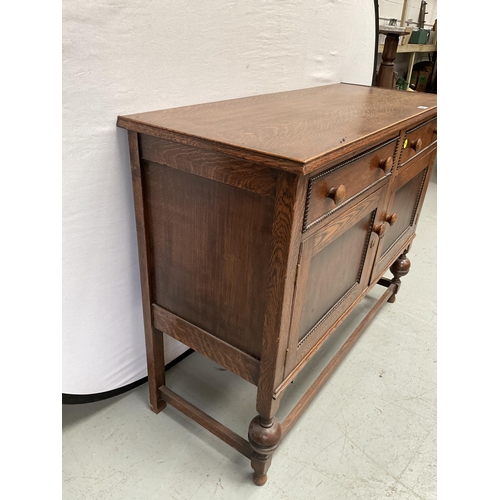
[
  {"left": 371, "top": 147, "right": 436, "bottom": 283},
  {"left": 284, "top": 186, "right": 386, "bottom": 374}
]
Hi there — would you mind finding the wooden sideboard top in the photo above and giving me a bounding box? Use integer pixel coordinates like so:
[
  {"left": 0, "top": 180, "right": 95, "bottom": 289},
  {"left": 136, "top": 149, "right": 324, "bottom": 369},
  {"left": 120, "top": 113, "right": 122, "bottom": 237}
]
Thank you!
[{"left": 117, "top": 83, "right": 437, "bottom": 174}]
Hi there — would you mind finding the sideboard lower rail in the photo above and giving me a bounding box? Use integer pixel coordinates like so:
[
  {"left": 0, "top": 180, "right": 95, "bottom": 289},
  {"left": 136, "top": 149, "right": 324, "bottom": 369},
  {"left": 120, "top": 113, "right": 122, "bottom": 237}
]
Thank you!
[
  {"left": 153, "top": 304, "right": 260, "bottom": 385},
  {"left": 158, "top": 385, "right": 253, "bottom": 459},
  {"left": 156, "top": 282, "right": 397, "bottom": 464},
  {"left": 281, "top": 283, "right": 396, "bottom": 438}
]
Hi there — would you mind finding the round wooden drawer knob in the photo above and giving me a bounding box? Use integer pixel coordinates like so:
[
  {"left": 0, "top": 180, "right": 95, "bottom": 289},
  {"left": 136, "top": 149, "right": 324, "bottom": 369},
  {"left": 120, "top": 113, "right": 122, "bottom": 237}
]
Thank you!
[
  {"left": 385, "top": 213, "right": 398, "bottom": 226},
  {"left": 373, "top": 223, "right": 386, "bottom": 237},
  {"left": 410, "top": 138, "right": 422, "bottom": 152},
  {"left": 378, "top": 156, "right": 393, "bottom": 174},
  {"left": 327, "top": 185, "right": 346, "bottom": 205}
]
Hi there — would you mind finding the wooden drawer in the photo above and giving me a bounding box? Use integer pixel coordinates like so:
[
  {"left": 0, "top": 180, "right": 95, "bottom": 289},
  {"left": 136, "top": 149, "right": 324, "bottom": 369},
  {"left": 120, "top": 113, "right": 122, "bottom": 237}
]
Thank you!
[
  {"left": 399, "top": 117, "right": 437, "bottom": 167},
  {"left": 303, "top": 137, "right": 398, "bottom": 231}
]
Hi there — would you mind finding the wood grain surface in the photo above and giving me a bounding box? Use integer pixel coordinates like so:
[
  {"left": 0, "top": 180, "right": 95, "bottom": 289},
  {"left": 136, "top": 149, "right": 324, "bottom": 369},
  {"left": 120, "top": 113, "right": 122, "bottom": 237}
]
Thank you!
[
  {"left": 304, "top": 137, "right": 397, "bottom": 230},
  {"left": 153, "top": 304, "right": 260, "bottom": 385},
  {"left": 119, "top": 85, "right": 437, "bottom": 485},
  {"left": 256, "top": 172, "right": 308, "bottom": 418},
  {"left": 399, "top": 117, "right": 437, "bottom": 166},
  {"left": 140, "top": 135, "right": 277, "bottom": 196},
  {"left": 127, "top": 131, "right": 166, "bottom": 414},
  {"left": 118, "top": 84, "right": 437, "bottom": 173},
  {"left": 143, "top": 160, "right": 274, "bottom": 360},
  {"left": 158, "top": 386, "right": 253, "bottom": 459}
]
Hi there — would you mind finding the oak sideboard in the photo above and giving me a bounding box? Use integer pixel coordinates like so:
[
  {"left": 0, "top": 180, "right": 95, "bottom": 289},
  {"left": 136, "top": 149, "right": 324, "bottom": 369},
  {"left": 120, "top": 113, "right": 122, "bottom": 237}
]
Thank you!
[{"left": 117, "top": 83, "right": 437, "bottom": 485}]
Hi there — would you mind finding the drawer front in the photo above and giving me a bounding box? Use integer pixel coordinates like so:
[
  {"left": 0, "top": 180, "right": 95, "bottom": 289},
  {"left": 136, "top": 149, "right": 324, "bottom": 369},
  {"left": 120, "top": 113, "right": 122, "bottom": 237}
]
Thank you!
[
  {"left": 399, "top": 117, "right": 437, "bottom": 166},
  {"left": 303, "top": 137, "right": 398, "bottom": 231}
]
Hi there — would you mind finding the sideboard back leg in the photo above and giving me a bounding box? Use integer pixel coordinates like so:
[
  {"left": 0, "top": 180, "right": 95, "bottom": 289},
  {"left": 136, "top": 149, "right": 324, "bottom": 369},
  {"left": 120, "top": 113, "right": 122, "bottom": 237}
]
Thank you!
[
  {"left": 388, "top": 250, "right": 411, "bottom": 303},
  {"left": 248, "top": 415, "right": 283, "bottom": 486},
  {"left": 127, "top": 130, "right": 167, "bottom": 414}
]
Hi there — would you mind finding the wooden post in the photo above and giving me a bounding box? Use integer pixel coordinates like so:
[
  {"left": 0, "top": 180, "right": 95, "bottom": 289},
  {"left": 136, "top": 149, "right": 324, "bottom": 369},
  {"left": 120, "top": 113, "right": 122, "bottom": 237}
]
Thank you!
[{"left": 377, "top": 28, "right": 406, "bottom": 89}]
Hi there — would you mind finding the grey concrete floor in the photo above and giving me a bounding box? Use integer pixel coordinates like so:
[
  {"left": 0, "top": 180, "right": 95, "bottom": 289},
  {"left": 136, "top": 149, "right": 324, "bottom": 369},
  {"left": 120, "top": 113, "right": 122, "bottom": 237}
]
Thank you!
[{"left": 62, "top": 171, "right": 436, "bottom": 500}]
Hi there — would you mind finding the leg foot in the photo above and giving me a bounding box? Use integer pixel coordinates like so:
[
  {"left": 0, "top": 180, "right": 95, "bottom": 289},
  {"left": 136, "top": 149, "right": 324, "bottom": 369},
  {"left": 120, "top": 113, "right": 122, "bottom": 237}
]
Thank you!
[
  {"left": 252, "top": 467, "right": 268, "bottom": 486},
  {"left": 149, "top": 398, "right": 167, "bottom": 414},
  {"left": 388, "top": 250, "right": 411, "bottom": 303},
  {"left": 248, "top": 415, "right": 282, "bottom": 486},
  {"left": 145, "top": 326, "right": 167, "bottom": 413}
]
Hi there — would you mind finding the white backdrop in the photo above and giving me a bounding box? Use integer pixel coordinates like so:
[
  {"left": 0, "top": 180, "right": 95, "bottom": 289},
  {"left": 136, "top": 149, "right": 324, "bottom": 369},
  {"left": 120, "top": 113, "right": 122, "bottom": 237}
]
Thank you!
[{"left": 62, "top": 0, "right": 376, "bottom": 395}]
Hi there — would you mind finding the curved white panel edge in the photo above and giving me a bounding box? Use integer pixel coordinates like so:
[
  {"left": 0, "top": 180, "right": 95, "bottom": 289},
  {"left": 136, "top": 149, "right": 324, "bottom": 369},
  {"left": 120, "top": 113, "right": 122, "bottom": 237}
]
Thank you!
[{"left": 62, "top": 0, "right": 376, "bottom": 394}]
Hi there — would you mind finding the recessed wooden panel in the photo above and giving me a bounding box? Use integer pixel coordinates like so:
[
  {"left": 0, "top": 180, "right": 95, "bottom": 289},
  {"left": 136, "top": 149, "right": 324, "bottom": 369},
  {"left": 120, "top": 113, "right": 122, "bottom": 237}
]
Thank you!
[
  {"left": 143, "top": 160, "right": 274, "bottom": 360},
  {"left": 298, "top": 212, "right": 374, "bottom": 341},
  {"left": 381, "top": 168, "right": 427, "bottom": 256}
]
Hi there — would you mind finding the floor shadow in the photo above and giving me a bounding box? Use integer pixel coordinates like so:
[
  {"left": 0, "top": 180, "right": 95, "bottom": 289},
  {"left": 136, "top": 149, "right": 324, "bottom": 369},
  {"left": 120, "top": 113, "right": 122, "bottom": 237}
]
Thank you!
[{"left": 62, "top": 390, "right": 136, "bottom": 430}]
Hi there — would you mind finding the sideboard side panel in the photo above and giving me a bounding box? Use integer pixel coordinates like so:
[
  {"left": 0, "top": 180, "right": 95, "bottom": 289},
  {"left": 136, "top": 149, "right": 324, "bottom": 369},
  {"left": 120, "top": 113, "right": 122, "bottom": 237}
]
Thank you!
[{"left": 143, "top": 157, "right": 275, "bottom": 360}]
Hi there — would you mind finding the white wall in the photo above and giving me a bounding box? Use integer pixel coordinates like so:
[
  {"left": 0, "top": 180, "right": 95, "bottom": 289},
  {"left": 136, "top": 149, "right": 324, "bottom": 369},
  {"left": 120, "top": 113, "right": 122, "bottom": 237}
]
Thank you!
[{"left": 62, "top": 0, "right": 376, "bottom": 395}]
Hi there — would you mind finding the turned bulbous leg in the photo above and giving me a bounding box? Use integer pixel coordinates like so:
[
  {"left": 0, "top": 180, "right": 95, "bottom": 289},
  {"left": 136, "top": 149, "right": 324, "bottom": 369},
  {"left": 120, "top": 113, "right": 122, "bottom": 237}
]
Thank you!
[
  {"left": 388, "top": 250, "right": 411, "bottom": 303},
  {"left": 248, "top": 415, "right": 282, "bottom": 486}
]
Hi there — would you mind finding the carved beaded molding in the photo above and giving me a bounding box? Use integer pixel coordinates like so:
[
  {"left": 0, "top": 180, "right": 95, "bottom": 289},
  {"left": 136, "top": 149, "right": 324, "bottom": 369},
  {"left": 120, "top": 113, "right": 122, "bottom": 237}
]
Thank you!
[{"left": 409, "top": 166, "right": 429, "bottom": 226}]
